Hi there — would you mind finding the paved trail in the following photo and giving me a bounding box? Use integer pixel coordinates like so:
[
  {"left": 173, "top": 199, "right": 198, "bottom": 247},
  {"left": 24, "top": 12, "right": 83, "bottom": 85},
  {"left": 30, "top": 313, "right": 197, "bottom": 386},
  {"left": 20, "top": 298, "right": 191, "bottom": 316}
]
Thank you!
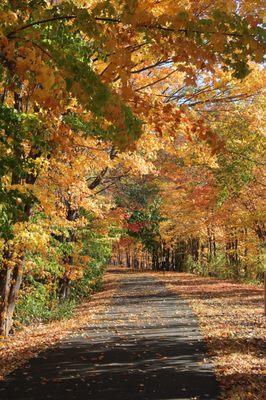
[{"left": 0, "top": 274, "right": 220, "bottom": 400}]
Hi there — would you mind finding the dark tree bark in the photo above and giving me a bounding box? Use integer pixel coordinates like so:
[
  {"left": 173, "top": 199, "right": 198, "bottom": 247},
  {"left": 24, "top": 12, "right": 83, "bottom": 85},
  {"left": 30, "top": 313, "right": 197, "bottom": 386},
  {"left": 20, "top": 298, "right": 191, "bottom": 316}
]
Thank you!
[{"left": 0, "top": 253, "right": 23, "bottom": 336}]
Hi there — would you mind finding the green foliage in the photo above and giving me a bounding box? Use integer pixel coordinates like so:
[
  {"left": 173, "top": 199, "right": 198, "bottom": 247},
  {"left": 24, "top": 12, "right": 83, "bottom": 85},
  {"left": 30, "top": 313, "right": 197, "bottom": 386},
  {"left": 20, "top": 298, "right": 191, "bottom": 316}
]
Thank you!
[
  {"left": 214, "top": 115, "right": 260, "bottom": 202},
  {"left": 43, "top": 23, "right": 142, "bottom": 146},
  {"left": 71, "top": 264, "right": 103, "bottom": 299},
  {"left": 0, "top": 105, "right": 48, "bottom": 239},
  {"left": 15, "top": 278, "right": 76, "bottom": 326},
  {"left": 186, "top": 255, "right": 203, "bottom": 275},
  {"left": 116, "top": 180, "right": 159, "bottom": 208},
  {"left": 13, "top": 217, "right": 112, "bottom": 326},
  {"left": 186, "top": 252, "right": 264, "bottom": 283},
  {"left": 187, "top": 253, "right": 228, "bottom": 277},
  {"left": 70, "top": 232, "right": 111, "bottom": 299},
  {"left": 127, "top": 198, "right": 164, "bottom": 252}
]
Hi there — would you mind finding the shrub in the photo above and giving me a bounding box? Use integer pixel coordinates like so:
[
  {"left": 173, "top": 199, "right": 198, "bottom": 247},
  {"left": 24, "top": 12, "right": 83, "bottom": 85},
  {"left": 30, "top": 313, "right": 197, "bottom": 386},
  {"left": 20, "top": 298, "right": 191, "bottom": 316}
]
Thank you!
[{"left": 15, "top": 279, "right": 76, "bottom": 326}]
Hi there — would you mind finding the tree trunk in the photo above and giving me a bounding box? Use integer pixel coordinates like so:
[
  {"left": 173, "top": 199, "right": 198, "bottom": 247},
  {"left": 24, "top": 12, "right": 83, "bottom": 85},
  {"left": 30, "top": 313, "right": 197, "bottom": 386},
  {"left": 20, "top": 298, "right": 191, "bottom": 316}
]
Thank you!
[
  {"left": 59, "top": 277, "right": 71, "bottom": 300},
  {"left": 0, "top": 257, "right": 23, "bottom": 336},
  {"left": 0, "top": 264, "right": 12, "bottom": 336},
  {"left": 126, "top": 250, "right": 131, "bottom": 268}
]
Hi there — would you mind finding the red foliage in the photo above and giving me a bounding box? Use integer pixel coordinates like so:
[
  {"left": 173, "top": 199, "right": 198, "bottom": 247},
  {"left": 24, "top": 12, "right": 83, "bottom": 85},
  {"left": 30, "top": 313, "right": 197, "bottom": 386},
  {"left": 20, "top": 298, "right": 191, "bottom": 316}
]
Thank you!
[{"left": 127, "top": 221, "right": 146, "bottom": 233}]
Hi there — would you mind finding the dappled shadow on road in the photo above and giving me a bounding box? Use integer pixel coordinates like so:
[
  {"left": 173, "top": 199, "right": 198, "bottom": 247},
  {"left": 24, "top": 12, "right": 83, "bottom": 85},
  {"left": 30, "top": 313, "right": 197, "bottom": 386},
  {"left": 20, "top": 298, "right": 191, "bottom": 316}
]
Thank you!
[
  {"left": 0, "top": 335, "right": 219, "bottom": 400},
  {"left": 152, "top": 275, "right": 263, "bottom": 305},
  {"left": 0, "top": 276, "right": 219, "bottom": 400},
  {"left": 108, "top": 269, "right": 263, "bottom": 302}
]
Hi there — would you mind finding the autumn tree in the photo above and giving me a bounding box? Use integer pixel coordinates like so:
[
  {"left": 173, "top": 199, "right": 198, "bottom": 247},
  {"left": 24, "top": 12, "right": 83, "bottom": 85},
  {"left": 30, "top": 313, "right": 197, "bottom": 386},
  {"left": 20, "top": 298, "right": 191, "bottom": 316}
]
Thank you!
[{"left": 0, "top": 0, "right": 265, "bottom": 335}]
